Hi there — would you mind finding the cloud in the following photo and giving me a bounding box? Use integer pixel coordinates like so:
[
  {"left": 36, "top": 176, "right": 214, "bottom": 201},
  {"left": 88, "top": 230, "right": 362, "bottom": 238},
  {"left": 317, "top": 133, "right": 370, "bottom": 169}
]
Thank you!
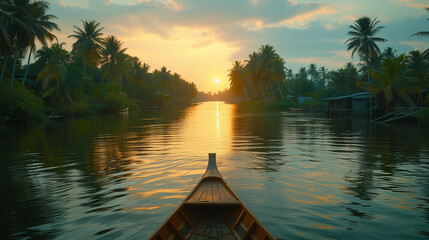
[
  {"left": 278, "top": 5, "right": 336, "bottom": 28},
  {"left": 49, "top": 0, "right": 327, "bottom": 60},
  {"left": 399, "top": 41, "right": 429, "bottom": 51},
  {"left": 47, "top": 0, "right": 429, "bottom": 91},
  {"left": 52, "top": 0, "right": 323, "bottom": 37},
  {"left": 390, "top": 0, "right": 429, "bottom": 9}
]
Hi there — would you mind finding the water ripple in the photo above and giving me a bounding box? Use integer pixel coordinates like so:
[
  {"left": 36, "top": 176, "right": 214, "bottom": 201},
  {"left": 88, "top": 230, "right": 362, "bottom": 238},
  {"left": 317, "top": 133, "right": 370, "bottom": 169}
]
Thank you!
[{"left": 1, "top": 102, "right": 429, "bottom": 239}]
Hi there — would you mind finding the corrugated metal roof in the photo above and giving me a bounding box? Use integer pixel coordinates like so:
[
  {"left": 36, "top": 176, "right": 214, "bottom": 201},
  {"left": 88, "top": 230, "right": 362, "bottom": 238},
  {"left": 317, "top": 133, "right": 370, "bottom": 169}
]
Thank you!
[{"left": 324, "top": 92, "right": 373, "bottom": 100}]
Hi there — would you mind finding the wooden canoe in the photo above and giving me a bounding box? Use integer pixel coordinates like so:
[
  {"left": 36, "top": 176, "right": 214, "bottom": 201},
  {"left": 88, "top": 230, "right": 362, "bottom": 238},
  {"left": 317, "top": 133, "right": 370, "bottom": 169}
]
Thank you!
[
  {"left": 149, "top": 153, "right": 276, "bottom": 240},
  {"left": 289, "top": 108, "right": 305, "bottom": 111},
  {"left": 49, "top": 113, "right": 65, "bottom": 120}
]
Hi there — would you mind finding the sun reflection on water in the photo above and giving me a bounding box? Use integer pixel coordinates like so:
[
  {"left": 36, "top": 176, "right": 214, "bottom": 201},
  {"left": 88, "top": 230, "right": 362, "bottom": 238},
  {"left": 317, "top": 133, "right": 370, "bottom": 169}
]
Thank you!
[{"left": 3, "top": 101, "right": 429, "bottom": 239}]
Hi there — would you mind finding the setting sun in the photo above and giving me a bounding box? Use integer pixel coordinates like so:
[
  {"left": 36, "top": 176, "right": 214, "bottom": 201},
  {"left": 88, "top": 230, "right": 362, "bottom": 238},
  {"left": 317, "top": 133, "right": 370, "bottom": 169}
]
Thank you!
[{"left": 215, "top": 79, "right": 220, "bottom": 84}]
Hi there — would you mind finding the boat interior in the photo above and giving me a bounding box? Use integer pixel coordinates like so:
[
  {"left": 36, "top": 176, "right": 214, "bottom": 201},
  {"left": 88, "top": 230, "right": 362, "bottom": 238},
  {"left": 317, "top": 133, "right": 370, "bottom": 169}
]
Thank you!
[
  {"left": 151, "top": 203, "right": 272, "bottom": 240},
  {"left": 150, "top": 154, "right": 274, "bottom": 240}
]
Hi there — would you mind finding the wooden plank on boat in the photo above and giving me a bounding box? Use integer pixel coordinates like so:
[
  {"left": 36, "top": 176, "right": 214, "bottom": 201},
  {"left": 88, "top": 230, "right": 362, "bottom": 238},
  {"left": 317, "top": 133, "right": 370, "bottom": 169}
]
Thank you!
[{"left": 185, "top": 179, "right": 240, "bottom": 205}]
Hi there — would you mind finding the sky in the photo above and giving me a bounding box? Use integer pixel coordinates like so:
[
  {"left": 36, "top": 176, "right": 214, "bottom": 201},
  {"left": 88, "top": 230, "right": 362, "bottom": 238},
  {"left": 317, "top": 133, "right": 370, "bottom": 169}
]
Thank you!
[{"left": 46, "top": 0, "right": 429, "bottom": 92}]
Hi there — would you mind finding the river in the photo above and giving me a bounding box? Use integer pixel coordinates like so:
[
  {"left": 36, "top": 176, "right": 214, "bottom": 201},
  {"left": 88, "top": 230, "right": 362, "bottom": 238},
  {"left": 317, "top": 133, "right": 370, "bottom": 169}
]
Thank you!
[{"left": 1, "top": 101, "right": 428, "bottom": 239}]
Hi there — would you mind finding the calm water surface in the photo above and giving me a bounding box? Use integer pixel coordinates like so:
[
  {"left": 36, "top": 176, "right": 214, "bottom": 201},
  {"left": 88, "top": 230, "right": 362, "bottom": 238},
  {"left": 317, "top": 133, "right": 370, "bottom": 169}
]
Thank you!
[{"left": 1, "top": 101, "right": 429, "bottom": 239}]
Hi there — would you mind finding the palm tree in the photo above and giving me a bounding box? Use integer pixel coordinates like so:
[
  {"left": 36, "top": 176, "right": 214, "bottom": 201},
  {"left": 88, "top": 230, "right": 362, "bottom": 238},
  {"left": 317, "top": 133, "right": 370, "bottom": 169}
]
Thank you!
[
  {"left": 1, "top": 0, "right": 34, "bottom": 88},
  {"left": 36, "top": 42, "right": 68, "bottom": 112},
  {"left": 329, "top": 63, "right": 360, "bottom": 92},
  {"left": 286, "top": 69, "right": 293, "bottom": 81},
  {"left": 228, "top": 60, "right": 250, "bottom": 101},
  {"left": 297, "top": 67, "right": 308, "bottom": 81},
  {"left": 318, "top": 66, "right": 328, "bottom": 88},
  {"left": 153, "top": 66, "right": 173, "bottom": 99},
  {"left": 157, "top": 66, "right": 171, "bottom": 87},
  {"left": 21, "top": 1, "right": 59, "bottom": 87},
  {"left": 34, "top": 45, "right": 51, "bottom": 65},
  {"left": 170, "top": 72, "right": 186, "bottom": 105},
  {"left": 270, "top": 56, "right": 286, "bottom": 102},
  {"left": 406, "top": 50, "right": 427, "bottom": 74},
  {"left": 308, "top": 63, "right": 319, "bottom": 82},
  {"left": 0, "top": 42, "right": 12, "bottom": 84},
  {"left": 346, "top": 16, "right": 387, "bottom": 118},
  {"left": 126, "top": 57, "right": 150, "bottom": 99},
  {"left": 100, "top": 35, "right": 128, "bottom": 94},
  {"left": 288, "top": 67, "right": 316, "bottom": 97},
  {"left": 383, "top": 47, "right": 397, "bottom": 60},
  {"left": 245, "top": 52, "right": 266, "bottom": 100},
  {"left": 406, "top": 50, "right": 429, "bottom": 106},
  {"left": 49, "top": 42, "right": 68, "bottom": 64},
  {"left": 356, "top": 52, "right": 384, "bottom": 77},
  {"left": 0, "top": 0, "right": 15, "bottom": 51},
  {"left": 368, "top": 55, "right": 419, "bottom": 112},
  {"left": 412, "top": 8, "right": 429, "bottom": 55},
  {"left": 346, "top": 17, "right": 387, "bottom": 61},
  {"left": 0, "top": 0, "right": 19, "bottom": 83},
  {"left": 411, "top": 8, "right": 429, "bottom": 37},
  {"left": 258, "top": 44, "right": 277, "bottom": 100},
  {"left": 68, "top": 20, "right": 104, "bottom": 99},
  {"left": 37, "top": 63, "right": 66, "bottom": 112}
]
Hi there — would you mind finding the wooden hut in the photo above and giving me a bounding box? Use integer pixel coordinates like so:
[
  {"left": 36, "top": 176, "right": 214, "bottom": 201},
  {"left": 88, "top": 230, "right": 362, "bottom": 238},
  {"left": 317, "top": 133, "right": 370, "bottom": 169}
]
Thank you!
[{"left": 324, "top": 92, "right": 373, "bottom": 116}]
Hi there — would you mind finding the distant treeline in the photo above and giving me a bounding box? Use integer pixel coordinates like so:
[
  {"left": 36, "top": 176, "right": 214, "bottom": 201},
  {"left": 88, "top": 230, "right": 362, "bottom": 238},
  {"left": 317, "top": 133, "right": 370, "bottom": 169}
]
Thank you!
[
  {"left": 0, "top": 1, "right": 197, "bottom": 123},
  {"left": 195, "top": 89, "right": 237, "bottom": 102},
  {"left": 226, "top": 15, "right": 429, "bottom": 123}
]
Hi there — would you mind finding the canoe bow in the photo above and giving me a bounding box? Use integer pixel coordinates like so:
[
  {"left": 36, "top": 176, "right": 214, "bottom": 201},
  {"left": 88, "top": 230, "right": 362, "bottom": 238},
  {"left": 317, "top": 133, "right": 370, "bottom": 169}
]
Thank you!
[{"left": 149, "top": 153, "right": 276, "bottom": 240}]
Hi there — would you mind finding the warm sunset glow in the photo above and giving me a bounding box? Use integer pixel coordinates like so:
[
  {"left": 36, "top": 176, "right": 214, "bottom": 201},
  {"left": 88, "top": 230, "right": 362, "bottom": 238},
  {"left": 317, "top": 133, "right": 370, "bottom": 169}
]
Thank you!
[{"left": 47, "top": 1, "right": 428, "bottom": 93}]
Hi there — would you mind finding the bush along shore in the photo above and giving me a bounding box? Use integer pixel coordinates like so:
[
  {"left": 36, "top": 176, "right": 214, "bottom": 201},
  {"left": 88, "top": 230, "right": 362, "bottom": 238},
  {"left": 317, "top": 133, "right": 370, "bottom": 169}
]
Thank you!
[
  {"left": 0, "top": 2, "right": 197, "bottom": 124},
  {"left": 224, "top": 15, "right": 428, "bottom": 126}
]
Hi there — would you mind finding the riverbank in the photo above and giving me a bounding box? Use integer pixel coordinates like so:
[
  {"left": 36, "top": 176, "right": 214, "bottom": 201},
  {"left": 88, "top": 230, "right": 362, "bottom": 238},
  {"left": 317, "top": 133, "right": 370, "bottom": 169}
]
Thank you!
[
  {"left": 0, "top": 83, "right": 188, "bottom": 124},
  {"left": 2, "top": 86, "right": 428, "bottom": 128},
  {"left": 235, "top": 99, "right": 429, "bottom": 127},
  {"left": 234, "top": 99, "right": 302, "bottom": 111}
]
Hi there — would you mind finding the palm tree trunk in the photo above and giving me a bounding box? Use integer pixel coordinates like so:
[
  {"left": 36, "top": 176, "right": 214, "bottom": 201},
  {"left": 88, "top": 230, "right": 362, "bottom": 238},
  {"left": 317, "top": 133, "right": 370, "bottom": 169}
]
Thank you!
[
  {"left": 367, "top": 62, "right": 373, "bottom": 119},
  {"left": 21, "top": 45, "right": 33, "bottom": 87},
  {"left": 11, "top": 47, "right": 18, "bottom": 88},
  {"left": 258, "top": 78, "right": 266, "bottom": 101},
  {"left": 56, "top": 73, "right": 59, "bottom": 112},
  {"left": 277, "top": 78, "right": 285, "bottom": 102},
  {"left": 239, "top": 78, "right": 250, "bottom": 101},
  {"left": 269, "top": 80, "right": 275, "bottom": 101},
  {"left": 104, "top": 80, "right": 111, "bottom": 96},
  {"left": 263, "top": 79, "right": 271, "bottom": 100},
  {"left": 80, "top": 62, "right": 87, "bottom": 99},
  {"left": 0, "top": 57, "right": 9, "bottom": 84}
]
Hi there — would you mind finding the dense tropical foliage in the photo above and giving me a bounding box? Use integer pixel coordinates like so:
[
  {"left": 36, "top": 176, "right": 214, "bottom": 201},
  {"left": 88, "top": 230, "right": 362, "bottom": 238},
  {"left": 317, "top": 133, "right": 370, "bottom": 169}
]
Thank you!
[
  {"left": 226, "top": 14, "right": 428, "bottom": 125},
  {"left": 0, "top": 1, "right": 428, "bottom": 125},
  {"left": 0, "top": 1, "right": 197, "bottom": 123}
]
